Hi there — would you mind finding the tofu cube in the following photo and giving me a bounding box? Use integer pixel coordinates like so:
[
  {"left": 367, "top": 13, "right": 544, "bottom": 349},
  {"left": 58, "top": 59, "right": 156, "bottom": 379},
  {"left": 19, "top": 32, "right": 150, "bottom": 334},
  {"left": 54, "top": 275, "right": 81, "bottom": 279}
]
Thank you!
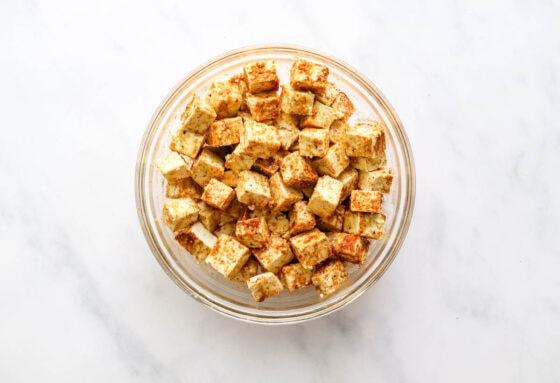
[
  {"left": 343, "top": 211, "right": 363, "bottom": 235},
  {"left": 235, "top": 217, "right": 271, "bottom": 248},
  {"left": 300, "top": 101, "right": 343, "bottom": 129},
  {"left": 206, "top": 234, "right": 251, "bottom": 279},
  {"left": 337, "top": 167, "right": 358, "bottom": 201},
  {"left": 279, "top": 151, "right": 318, "bottom": 189},
  {"left": 155, "top": 152, "right": 193, "bottom": 181},
  {"left": 276, "top": 112, "right": 300, "bottom": 150},
  {"left": 198, "top": 202, "right": 220, "bottom": 232},
  {"left": 329, "top": 120, "right": 348, "bottom": 146},
  {"left": 331, "top": 91, "right": 355, "bottom": 121},
  {"left": 332, "top": 233, "right": 368, "bottom": 265},
  {"left": 235, "top": 170, "right": 271, "bottom": 209},
  {"left": 207, "top": 117, "right": 242, "bottom": 146},
  {"left": 317, "top": 205, "right": 345, "bottom": 232},
  {"left": 174, "top": 222, "right": 217, "bottom": 263},
  {"left": 253, "top": 234, "right": 294, "bottom": 273},
  {"left": 165, "top": 177, "right": 202, "bottom": 199},
  {"left": 358, "top": 169, "right": 394, "bottom": 193},
  {"left": 252, "top": 156, "right": 279, "bottom": 177},
  {"left": 280, "top": 85, "right": 314, "bottom": 115},
  {"left": 312, "top": 143, "right": 350, "bottom": 177},
  {"left": 312, "top": 259, "right": 348, "bottom": 297},
  {"left": 289, "top": 201, "right": 316, "bottom": 236},
  {"left": 266, "top": 211, "right": 290, "bottom": 236},
  {"left": 290, "top": 229, "right": 332, "bottom": 269},
  {"left": 350, "top": 190, "right": 383, "bottom": 213},
  {"left": 314, "top": 82, "right": 339, "bottom": 106},
  {"left": 350, "top": 153, "right": 387, "bottom": 171},
  {"left": 169, "top": 130, "right": 205, "bottom": 158},
  {"left": 247, "top": 272, "right": 284, "bottom": 302},
  {"left": 223, "top": 198, "right": 244, "bottom": 219},
  {"left": 206, "top": 80, "right": 243, "bottom": 118},
  {"left": 191, "top": 149, "right": 225, "bottom": 187},
  {"left": 281, "top": 263, "right": 314, "bottom": 291},
  {"left": 201, "top": 179, "right": 235, "bottom": 211},
  {"left": 345, "top": 122, "right": 386, "bottom": 158},
  {"left": 299, "top": 128, "right": 330, "bottom": 158},
  {"left": 232, "top": 256, "right": 260, "bottom": 283},
  {"left": 224, "top": 145, "right": 256, "bottom": 172},
  {"left": 243, "top": 60, "right": 280, "bottom": 93},
  {"left": 246, "top": 92, "right": 280, "bottom": 122},
  {"left": 162, "top": 198, "right": 199, "bottom": 232},
  {"left": 239, "top": 120, "right": 281, "bottom": 158},
  {"left": 214, "top": 222, "right": 236, "bottom": 237},
  {"left": 221, "top": 170, "right": 239, "bottom": 187},
  {"left": 290, "top": 58, "right": 329, "bottom": 92},
  {"left": 308, "top": 175, "right": 343, "bottom": 218},
  {"left": 180, "top": 94, "right": 217, "bottom": 134},
  {"left": 361, "top": 213, "right": 385, "bottom": 240},
  {"left": 269, "top": 172, "right": 303, "bottom": 211},
  {"left": 228, "top": 73, "right": 249, "bottom": 111}
]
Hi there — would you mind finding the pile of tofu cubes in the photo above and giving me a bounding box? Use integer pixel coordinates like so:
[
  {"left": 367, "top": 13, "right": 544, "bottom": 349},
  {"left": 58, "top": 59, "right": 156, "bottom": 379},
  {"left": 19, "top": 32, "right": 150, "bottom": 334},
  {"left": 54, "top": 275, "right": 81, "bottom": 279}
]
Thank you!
[{"left": 155, "top": 58, "right": 393, "bottom": 302}]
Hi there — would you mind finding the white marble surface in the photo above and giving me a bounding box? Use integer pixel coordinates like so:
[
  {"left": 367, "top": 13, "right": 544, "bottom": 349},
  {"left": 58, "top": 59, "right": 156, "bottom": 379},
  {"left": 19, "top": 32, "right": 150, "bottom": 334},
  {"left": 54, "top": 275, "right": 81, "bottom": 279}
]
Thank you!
[{"left": 1, "top": 0, "right": 559, "bottom": 381}]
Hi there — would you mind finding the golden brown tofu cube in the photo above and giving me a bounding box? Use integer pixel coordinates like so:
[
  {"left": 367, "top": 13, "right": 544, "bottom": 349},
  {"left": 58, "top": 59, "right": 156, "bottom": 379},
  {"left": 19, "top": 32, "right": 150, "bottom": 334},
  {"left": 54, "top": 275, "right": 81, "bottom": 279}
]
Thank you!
[
  {"left": 289, "top": 229, "right": 332, "bottom": 269},
  {"left": 329, "top": 119, "right": 348, "bottom": 146},
  {"left": 246, "top": 92, "right": 280, "bottom": 122},
  {"left": 206, "top": 234, "right": 251, "bottom": 279},
  {"left": 331, "top": 91, "right": 355, "bottom": 121},
  {"left": 279, "top": 151, "right": 318, "bottom": 189},
  {"left": 231, "top": 256, "right": 260, "bottom": 283},
  {"left": 243, "top": 60, "right": 280, "bottom": 93},
  {"left": 314, "top": 82, "right": 339, "bottom": 106},
  {"left": 317, "top": 205, "right": 345, "bottom": 232},
  {"left": 276, "top": 112, "right": 300, "bottom": 150},
  {"left": 308, "top": 175, "right": 344, "bottom": 218},
  {"left": 290, "top": 58, "right": 329, "bottom": 92},
  {"left": 162, "top": 198, "right": 199, "bottom": 232},
  {"left": 252, "top": 156, "right": 279, "bottom": 177},
  {"left": 206, "top": 80, "right": 243, "bottom": 118},
  {"left": 169, "top": 130, "right": 205, "bottom": 158},
  {"left": 201, "top": 179, "right": 235, "bottom": 211},
  {"left": 281, "top": 263, "right": 314, "bottom": 291},
  {"left": 224, "top": 145, "right": 256, "bottom": 172},
  {"left": 174, "top": 222, "right": 217, "bottom": 263},
  {"left": 239, "top": 120, "right": 281, "bottom": 159},
  {"left": 312, "top": 259, "right": 348, "bottom": 297},
  {"left": 345, "top": 121, "right": 386, "bottom": 158},
  {"left": 299, "top": 128, "right": 330, "bottom": 158},
  {"left": 358, "top": 169, "right": 394, "bottom": 193},
  {"left": 191, "top": 149, "right": 225, "bottom": 187},
  {"left": 198, "top": 202, "right": 220, "bottom": 232},
  {"left": 280, "top": 85, "right": 314, "bottom": 115},
  {"left": 155, "top": 152, "right": 193, "bottom": 181},
  {"left": 266, "top": 211, "right": 290, "bottom": 236},
  {"left": 253, "top": 234, "right": 294, "bottom": 273},
  {"left": 343, "top": 211, "right": 363, "bottom": 235},
  {"left": 350, "top": 190, "right": 383, "bottom": 213},
  {"left": 235, "top": 217, "right": 271, "bottom": 248},
  {"left": 268, "top": 172, "right": 303, "bottom": 211},
  {"left": 361, "top": 213, "right": 385, "bottom": 240},
  {"left": 228, "top": 73, "right": 249, "bottom": 111},
  {"left": 235, "top": 170, "right": 271, "bottom": 209},
  {"left": 300, "top": 101, "right": 343, "bottom": 130},
  {"left": 180, "top": 94, "right": 217, "bottom": 134},
  {"left": 207, "top": 117, "right": 242, "bottom": 147},
  {"left": 247, "top": 272, "right": 284, "bottom": 302},
  {"left": 313, "top": 143, "right": 350, "bottom": 178},
  {"left": 337, "top": 167, "right": 359, "bottom": 201},
  {"left": 221, "top": 170, "right": 239, "bottom": 187},
  {"left": 332, "top": 233, "right": 368, "bottom": 265},
  {"left": 289, "top": 201, "right": 316, "bottom": 236},
  {"left": 165, "top": 177, "right": 202, "bottom": 199},
  {"left": 350, "top": 153, "right": 387, "bottom": 172}
]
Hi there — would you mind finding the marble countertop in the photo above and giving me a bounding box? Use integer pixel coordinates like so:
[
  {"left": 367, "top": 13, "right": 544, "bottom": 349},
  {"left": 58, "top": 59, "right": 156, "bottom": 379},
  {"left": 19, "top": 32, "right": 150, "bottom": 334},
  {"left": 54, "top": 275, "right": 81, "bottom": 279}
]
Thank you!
[{"left": 1, "top": 0, "right": 559, "bottom": 381}]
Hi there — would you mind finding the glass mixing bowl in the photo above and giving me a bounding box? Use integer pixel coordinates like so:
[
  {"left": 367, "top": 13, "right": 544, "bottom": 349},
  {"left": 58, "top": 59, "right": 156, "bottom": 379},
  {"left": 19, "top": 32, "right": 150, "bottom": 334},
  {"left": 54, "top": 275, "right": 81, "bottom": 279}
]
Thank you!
[{"left": 135, "top": 45, "right": 415, "bottom": 324}]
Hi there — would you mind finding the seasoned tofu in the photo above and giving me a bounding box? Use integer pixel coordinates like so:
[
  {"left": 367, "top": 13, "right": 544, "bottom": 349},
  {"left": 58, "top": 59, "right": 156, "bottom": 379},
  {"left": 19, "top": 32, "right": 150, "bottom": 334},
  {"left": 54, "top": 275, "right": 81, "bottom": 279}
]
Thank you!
[
  {"left": 342, "top": 211, "right": 363, "bottom": 235},
  {"left": 246, "top": 92, "right": 280, "bottom": 122},
  {"left": 155, "top": 152, "right": 193, "bottom": 181},
  {"left": 247, "top": 272, "right": 284, "bottom": 302},
  {"left": 280, "top": 85, "right": 314, "bottom": 115},
  {"left": 308, "top": 176, "right": 344, "bottom": 219},
  {"left": 289, "top": 229, "right": 332, "bottom": 269},
  {"left": 290, "top": 58, "right": 329, "bottom": 92},
  {"left": 231, "top": 256, "right": 260, "bottom": 283},
  {"left": 300, "top": 101, "right": 343, "bottom": 129},
  {"left": 289, "top": 201, "right": 316, "bottom": 236},
  {"left": 312, "top": 143, "right": 349, "bottom": 178},
  {"left": 361, "top": 213, "right": 385, "bottom": 240},
  {"left": 206, "top": 80, "right": 243, "bottom": 118},
  {"left": 206, "top": 234, "right": 251, "bottom": 279},
  {"left": 314, "top": 82, "right": 338, "bottom": 106},
  {"left": 345, "top": 121, "right": 386, "bottom": 158},
  {"left": 266, "top": 211, "right": 290, "bottom": 236},
  {"left": 316, "top": 205, "right": 345, "bottom": 232},
  {"left": 239, "top": 120, "right": 281, "bottom": 159},
  {"left": 180, "top": 94, "right": 217, "bottom": 134},
  {"left": 350, "top": 190, "right": 383, "bottom": 213},
  {"left": 162, "top": 198, "right": 199, "bottom": 232},
  {"left": 331, "top": 91, "right": 355, "bottom": 121},
  {"left": 170, "top": 130, "right": 205, "bottom": 158},
  {"left": 198, "top": 202, "right": 220, "bottom": 232},
  {"left": 252, "top": 156, "right": 280, "bottom": 177},
  {"left": 243, "top": 60, "right": 280, "bottom": 93},
  {"left": 207, "top": 117, "right": 242, "bottom": 147},
  {"left": 235, "top": 217, "right": 271, "bottom": 248},
  {"left": 191, "top": 149, "right": 225, "bottom": 187},
  {"left": 358, "top": 169, "right": 393, "bottom": 194},
  {"left": 299, "top": 128, "right": 330, "bottom": 158},
  {"left": 224, "top": 145, "right": 256, "bottom": 172},
  {"left": 350, "top": 154, "right": 387, "bottom": 172},
  {"left": 235, "top": 170, "right": 271, "bottom": 209},
  {"left": 337, "top": 167, "right": 358, "bottom": 201},
  {"left": 221, "top": 170, "right": 239, "bottom": 187},
  {"left": 201, "top": 179, "right": 235, "bottom": 211},
  {"left": 228, "top": 73, "right": 249, "bottom": 111},
  {"left": 253, "top": 234, "right": 294, "bottom": 273},
  {"left": 165, "top": 177, "right": 202, "bottom": 199},
  {"left": 268, "top": 172, "right": 303, "bottom": 211},
  {"left": 332, "top": 233, "right": 368, "bottom": 265},
  {"left": 281, "top": 263, "right": 314, "bottom": 291},
  {"left": 276, "top": 112, "right": 300, "bottom": 151},
  {"left": 329, "top": 120, "right": 348, "bottom": 146},
  {"left": 279, "top": 151, "right": 318, "bottom": 189},
  {"left": 174, "top": 222, "right": 217, "bottom": 263},
  {"left": 312, "top": 259, "right": 348, "bottom": 297}
]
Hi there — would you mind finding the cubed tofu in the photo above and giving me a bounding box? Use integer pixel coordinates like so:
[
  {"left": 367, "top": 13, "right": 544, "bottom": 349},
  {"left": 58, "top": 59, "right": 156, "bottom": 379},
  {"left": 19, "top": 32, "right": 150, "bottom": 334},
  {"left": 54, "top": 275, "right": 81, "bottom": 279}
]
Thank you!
[
  {"left": 223, "top": 198, "right": 244, "bottom": 219},
  {"left": 214, "top": 222, "right": 236, "bottom": 237},
  {"left": 276, "top": 112, "right": 300, "bottom": 151},
  {"left": 345, "top": 121, "right": 386, "bottom": 158},
  {"left": 343, "top": 211, "right": 362, "bottom": 235},
  {"left": 290, "top": 58, "right": 329, "bottom": 92},
  {"left": 332, "top": 233, "right": 368, "bottom": 265},
  {"left": 224, "top": 145, "right": 256, "bottom": 172},
  {"left": 299, "top": 128, "right": 330, "bottom": 158},
  {"left": 312, "top": 143, "right": 350, "bottom": 177},
  {"left": 155, "top": 152, "right": 193, "bottom": 181},
  {"left": 268, "top": 172, "right": 303, "bottom": 211},
  {"left": 279, "top": 151, "right": 318, "bottom": 189},
  {"left": 206, "top": 234, "right": 251, "bottom": 279},
  {"left": 314, "top": 82, "right": 338, "bottom": 106},
  {"left": 350, "top": 190, "right": 383, "bottom": 213},
  {"left": 350, "top": 153, "right": 387, "bottom": 171},
  {"left": 280, "top": 85, "right": 314, "bottom": 115},
  {"left": 235, "top": 217, "right": 271, "bottom": 248},
  {"left": 331, "top": 91, "right": 355, "bottom": 121},
  {"left": 228, "top": 73, "right": 249, "bottom": 111},
  {"left": 317, "top": 205, "right": 345, "bottom": 232},
  {"left": 166, "top": 177, "right": 202, "bottom": 199},
  {"left": 162, "top": 198, "right": 199, "bottom": 232},
  {"left": 337, "top": 167, "right": 358, "bottom": 201},
  {"left": 312, "top": 259, "right": 348, "bottom": 297},
  {"left": 300, "top": 101, "right": 343, "bottom": 129},
  {"left": 329, "top": 120, "right": 348, "bottom": 146},
  {"left": 253, "top": 234, "right": 294, "bottom": 273},
  {"left": 239, "top": 120, "right": 281, "bottom": 159},
  {"left": 243, "top": 60, "right": 280, "bottom": 93},
  {"left": 207, "top": 117, "right": 242, "bottom": 146},
  {"left": 206, "top": 80, "right": 243, "bottom": 118},
  {"left": 247, "top": 272, "right": 284, "bottom": 302},
  {"left": 180, "top": 94, "right": 216, "bottom": 134},
  {"left": 308, "top": 175, "right": 344, "bottom": 218},
  {"left": 235, "top": 170, "right": 271, "bottom": 209},
  {"left": 252, "top": 156, "right": 279, "bottom": 177},
  {"left": 290, "top": 229, "right": 332, "bottom": 269},
  {"left": 358, "top": 169, "right": 394, "bottom": 193},
  {"left": 221, "top": 170, "right": 239, "bottom": 187},
  {"left": 361, "top": 213, "right": 385, "bottom": 240},
  {"left": 231, "top": 256, "right": 260, "bottom": 283},
  {"left": 201, "top": 179, "right": 235, "bottom": 210},
  {"left": 170, "top": 130, "right": 205, "bottom": 158},
  {"left": 266, "top": 211, "right": 290, "bottom": 236},
  {"left": 191, "top": 149, "right": 225, "bottom": 187},
  {"left": 198, "top": 202, "right": 220, "bottom": 232},
  {"left": 289, "top": 201, "right": 316, "bottom": 235},
  {"left": 281, "top": 263, "right": 314, "bottom": 291},
  {"left": 246, "top": 92, "right": 280, "bottom": 122},
  {"left": 174, "top": 222, "right": 217, "bottom": 263}
]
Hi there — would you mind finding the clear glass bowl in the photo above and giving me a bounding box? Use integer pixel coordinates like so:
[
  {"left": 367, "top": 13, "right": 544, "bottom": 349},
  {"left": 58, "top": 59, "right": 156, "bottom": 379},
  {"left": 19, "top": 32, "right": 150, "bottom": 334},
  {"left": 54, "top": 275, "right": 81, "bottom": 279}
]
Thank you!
[{"left": 135, "top": 45, "right": 415, "bottom": 324}]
